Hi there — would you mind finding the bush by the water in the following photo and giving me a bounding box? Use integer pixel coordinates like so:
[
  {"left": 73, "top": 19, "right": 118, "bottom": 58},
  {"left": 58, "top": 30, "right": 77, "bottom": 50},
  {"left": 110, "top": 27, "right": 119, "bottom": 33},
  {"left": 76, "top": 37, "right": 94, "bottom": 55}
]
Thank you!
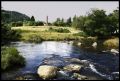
[
  {"left": 103, "top": 38, "right": 119, "bottom": 49},
  {"left": 26, "top": 34, "right": 43, "bottom": 43},
  {"left": 1, "top": 23, "right": 21, "bottom": 45},
  {"left": 79, "top": 37, "right": 97, "bottom": 47},
  {"left": 72, "top": 8, "right": 119, "bottom": 37},
  {"left": 1, "top": 47, "right": 25, "bottom": 71},
  {"left": 49, "top": 27, "right": 70, "bottom": 33}
]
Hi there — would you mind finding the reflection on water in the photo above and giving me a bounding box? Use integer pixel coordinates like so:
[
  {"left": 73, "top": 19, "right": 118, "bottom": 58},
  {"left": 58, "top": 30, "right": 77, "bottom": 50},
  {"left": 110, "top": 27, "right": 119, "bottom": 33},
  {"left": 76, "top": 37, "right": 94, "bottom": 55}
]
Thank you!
[{"left": 11, "top": 41, "right": 75, "bottom": 72}]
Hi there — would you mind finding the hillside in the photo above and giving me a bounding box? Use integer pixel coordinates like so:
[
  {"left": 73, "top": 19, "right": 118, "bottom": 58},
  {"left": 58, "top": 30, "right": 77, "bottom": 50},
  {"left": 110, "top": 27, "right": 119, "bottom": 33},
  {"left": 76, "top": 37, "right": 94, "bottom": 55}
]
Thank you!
[{"left": 1, "top": 10, "right": 30, "bottom": 23}]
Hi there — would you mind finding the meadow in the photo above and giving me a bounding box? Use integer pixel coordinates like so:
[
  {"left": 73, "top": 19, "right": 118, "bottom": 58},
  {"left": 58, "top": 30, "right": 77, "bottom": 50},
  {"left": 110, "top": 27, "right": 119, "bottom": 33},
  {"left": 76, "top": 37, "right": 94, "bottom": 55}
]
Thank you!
[{"left": 12, "top": 26, "right": 85, "bottom": 42}]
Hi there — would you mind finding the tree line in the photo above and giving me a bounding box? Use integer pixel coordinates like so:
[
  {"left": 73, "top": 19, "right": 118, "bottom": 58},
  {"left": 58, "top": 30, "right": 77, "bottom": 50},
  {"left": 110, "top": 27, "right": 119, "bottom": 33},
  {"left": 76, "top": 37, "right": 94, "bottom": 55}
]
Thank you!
[{"left": 72, "top": 8, "right": 119, "bottom": 37}]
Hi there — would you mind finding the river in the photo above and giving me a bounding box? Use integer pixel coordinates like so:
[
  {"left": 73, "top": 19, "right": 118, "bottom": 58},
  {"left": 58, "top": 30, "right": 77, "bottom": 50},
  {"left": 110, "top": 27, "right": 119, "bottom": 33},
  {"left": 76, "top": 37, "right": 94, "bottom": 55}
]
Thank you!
[{"left": 1, "top": 41, "right": 119, "bottom": 80}]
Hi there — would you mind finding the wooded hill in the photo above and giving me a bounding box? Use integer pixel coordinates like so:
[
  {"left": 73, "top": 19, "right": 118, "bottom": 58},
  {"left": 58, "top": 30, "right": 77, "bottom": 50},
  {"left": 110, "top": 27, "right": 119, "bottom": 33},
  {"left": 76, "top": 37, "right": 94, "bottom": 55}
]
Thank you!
[{"left": 1, "top": 10, "right": 30, "bottom": 23}]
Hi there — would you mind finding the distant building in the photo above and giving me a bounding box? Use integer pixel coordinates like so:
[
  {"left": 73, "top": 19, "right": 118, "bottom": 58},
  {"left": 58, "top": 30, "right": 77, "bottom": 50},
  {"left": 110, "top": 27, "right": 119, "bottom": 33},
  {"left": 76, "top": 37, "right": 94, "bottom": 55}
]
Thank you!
[
  {"left": 44, "top": 16, "right": 48, "bottom": 26},
  {"left": 46, "top": 16, "right": 48, "bottom": 26}
]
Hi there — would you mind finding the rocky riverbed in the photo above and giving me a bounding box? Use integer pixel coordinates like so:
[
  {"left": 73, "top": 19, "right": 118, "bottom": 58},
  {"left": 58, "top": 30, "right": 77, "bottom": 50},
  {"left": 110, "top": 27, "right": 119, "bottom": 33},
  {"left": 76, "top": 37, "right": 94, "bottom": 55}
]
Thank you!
[
  {"left": 14, "top": 55, "right": 119, "bottom": 80},
  {"left": 1, "top": 41, "right": 119, "bottom": 80}
]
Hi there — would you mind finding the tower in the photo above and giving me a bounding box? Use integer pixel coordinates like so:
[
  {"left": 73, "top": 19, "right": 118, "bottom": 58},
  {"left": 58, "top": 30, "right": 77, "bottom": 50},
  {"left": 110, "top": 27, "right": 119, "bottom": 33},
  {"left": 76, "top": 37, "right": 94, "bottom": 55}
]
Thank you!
[{"left": 46, "top": 16, "right": 48, "bottom": 26}]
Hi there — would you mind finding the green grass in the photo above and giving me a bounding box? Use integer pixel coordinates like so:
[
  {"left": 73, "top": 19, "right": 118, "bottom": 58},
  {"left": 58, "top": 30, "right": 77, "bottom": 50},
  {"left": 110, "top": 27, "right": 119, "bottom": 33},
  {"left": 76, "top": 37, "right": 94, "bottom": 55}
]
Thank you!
[
  {"left": 12, "top": 26, "right": 85, "bottom": 41},
  {"left": 25, "top": 34, "right": 43, "bottom": 43},
  {"left": 11, "top": 26, "right": 80, "bottom": 34},
  {"left": 48, "top": 27, "right": 70, "bottom": 33},
  {"left": 1, "top": 47, "right": 25, "bottom": 71}
]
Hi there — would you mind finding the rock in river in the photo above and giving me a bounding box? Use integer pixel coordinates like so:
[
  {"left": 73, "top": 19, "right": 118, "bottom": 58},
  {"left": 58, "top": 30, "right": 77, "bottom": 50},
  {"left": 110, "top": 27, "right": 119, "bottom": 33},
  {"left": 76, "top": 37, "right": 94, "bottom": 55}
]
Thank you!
[
  {"left": 63, "top": 64, "right": 83, "bottom": 72},
  {"left": 37, "top": 65, "right": 58, "bottom": 80},
  {"left": 72, "top": 73, "right": 88, "bottom": 80},
  {"left": 110, "top": 49, "right": 119, "bottom": 54},
  {"left": 92, "top": 42, "right": 97, "bottom": 48}
]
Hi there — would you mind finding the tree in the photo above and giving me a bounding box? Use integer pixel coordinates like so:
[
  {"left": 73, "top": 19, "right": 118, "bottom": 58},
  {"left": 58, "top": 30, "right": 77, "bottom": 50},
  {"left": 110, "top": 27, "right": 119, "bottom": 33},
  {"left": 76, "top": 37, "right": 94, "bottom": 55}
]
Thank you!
[
  {"left": 53, "top": 18, "right": 65, "bottom": 26},
  {"left": 72, "top": 15, "right": 77, "bottom": 28},
  {"left": 66, "top": 17, "right": 72, "bottom": 27},
  {"left": 1, "top": 23, "right": 21, "bottom": 45},
  {"left": 107, "top": 7, "right": 119, "bottom": 35},
  {"left": 31, "top": 16, "right": 35, "bottom": 21},
  {"left": 71, "top": 8, "right": 119, "bottom": 37},
  {"left": 83, "top": 9, "right": 109, "bottom": 36},
  {"left": 35, "top": 21, "right": 44, "bottom": 26}
]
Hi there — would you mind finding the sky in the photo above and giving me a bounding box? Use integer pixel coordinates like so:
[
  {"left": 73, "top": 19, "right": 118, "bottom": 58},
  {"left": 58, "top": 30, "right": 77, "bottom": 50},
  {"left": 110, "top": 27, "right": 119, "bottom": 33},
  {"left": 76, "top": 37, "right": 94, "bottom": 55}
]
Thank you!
[{"left": 1, "top": 1, "right": 119, "bottom": 22}]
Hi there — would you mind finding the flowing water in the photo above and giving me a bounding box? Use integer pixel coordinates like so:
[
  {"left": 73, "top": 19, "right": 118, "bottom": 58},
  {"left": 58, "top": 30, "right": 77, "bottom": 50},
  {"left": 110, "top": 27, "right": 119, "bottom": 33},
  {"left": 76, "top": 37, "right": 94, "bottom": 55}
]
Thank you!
[{"left": 1, "top": 41, "right": 119, "bottom": 80}]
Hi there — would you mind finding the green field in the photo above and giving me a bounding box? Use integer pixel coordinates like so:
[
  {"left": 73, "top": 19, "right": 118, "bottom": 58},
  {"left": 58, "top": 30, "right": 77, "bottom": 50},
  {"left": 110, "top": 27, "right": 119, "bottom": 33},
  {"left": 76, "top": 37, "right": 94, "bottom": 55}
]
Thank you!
[
  {"left": 12, "top": 26, "right": 80, "bottom": 33},
  {"left": 12, "top": 26, "right": 86, "bottom": 42}
]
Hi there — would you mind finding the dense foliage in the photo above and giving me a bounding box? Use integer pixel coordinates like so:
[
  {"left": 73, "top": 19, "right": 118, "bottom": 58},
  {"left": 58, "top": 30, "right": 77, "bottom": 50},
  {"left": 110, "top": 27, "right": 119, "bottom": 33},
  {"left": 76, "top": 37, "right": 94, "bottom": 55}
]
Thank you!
[
  {"left": 49, "top": 27, "right": 70, "bottom": 33},
  {"left": 72, "top": 8, "right": 119, "bottom": 37},
  {"left": 1, "top": 47, "right": 25, "bottom": 71},
  {"left": 26, "top": 34, "right": 43, "bottom": 43},
  {"left": 1, "top": 23, "right": 21, "bottom": 45},
  {"left": 23, "top": 21, "right": 44, "bottom": 26},
  {"left": 1, "top": 10, "right": 30, "bottom": 24},
  {"left": 53, "top": 17, "right": 72, "bottom": 27}
]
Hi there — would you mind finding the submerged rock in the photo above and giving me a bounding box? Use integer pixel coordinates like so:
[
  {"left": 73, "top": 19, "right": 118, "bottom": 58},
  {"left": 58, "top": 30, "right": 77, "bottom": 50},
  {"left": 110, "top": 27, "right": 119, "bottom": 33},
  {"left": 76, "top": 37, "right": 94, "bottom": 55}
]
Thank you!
[
  {"left": 15, "top": 73, "right": 41, "bottom": 80},
  {"left": 41, "top": 56, "right": 69, "bottom": 67},
  {"left": 72, "top": 73, "right": 88, "bottom": 80},
  {"left": 56, "top": 70, "right": 71, "bottom": 80},
  {"left": 64, "top": 58, "right": 81, "bottom": 64},
  {"left": 63, "top": 64, "right": 83, "bottom": 72},
  {"left": 37, "top": 65, "right": 58, "bottom": 80},
  {"left": 64, "top": 58, "right": 90, "bottom": 67}
]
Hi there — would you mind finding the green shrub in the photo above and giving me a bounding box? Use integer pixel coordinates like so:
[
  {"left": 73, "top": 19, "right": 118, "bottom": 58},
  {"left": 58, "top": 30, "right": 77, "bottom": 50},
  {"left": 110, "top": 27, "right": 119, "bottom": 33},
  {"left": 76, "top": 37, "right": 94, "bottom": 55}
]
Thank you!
[
  {"left": 103, "top": 38, "right": 119, "bottom": 49},
  {"left": 23, "top": 21, "right": 35, "bottom": 26},
  {"left": 35, "top": 21, "right": 44, "bottom": 26},
  {"left": 1, "top": 23, "right": 21, "bottom": 45},
  {"left": 9, "top": 21, "right": 23, "bottom": 27},
  {"left": 26, "top": 34, "right": 43, "bottom": 43},
  {"left": 80, "top": 37, "right": 96, "bottom": 47},
  {"left": 1, "top": 47, "right": 25, "bottom": 71},
  {"left": 49, "top": 27, "right": 70, "bottom": 33}
]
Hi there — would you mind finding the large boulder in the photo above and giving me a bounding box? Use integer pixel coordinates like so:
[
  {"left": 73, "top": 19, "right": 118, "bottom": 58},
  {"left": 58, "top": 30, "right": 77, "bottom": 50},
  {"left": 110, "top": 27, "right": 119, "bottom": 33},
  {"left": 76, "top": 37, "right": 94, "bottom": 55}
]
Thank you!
[
  {"left": 64, "top": 58, "right": 90, "bottom": 67},
  {"left": 64, "top": 58, "right": 81, "bottom": 64},
  {"left": 37, "top": 65, "right": 58, "bottom": 80},
  {"left": 63, "top": 64, "right": 83, "bottom": 72}
]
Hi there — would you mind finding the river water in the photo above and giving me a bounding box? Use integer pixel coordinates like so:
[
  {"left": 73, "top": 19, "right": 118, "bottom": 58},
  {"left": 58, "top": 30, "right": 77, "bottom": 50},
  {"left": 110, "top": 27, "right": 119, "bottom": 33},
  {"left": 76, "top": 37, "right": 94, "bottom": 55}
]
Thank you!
[{"left": 1, "top": 41, "right": 119, "bottom": 80}]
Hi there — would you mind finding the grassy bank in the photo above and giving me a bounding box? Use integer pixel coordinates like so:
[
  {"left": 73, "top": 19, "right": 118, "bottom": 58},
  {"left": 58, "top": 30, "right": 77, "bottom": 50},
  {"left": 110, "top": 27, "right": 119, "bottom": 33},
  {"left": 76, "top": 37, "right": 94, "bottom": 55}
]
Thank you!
[
  {"left": 12, "top": 26, "right": 119, "bottom": 50},
  {"left": 1, "top": 46, "right": 26, "bottom": 71}
]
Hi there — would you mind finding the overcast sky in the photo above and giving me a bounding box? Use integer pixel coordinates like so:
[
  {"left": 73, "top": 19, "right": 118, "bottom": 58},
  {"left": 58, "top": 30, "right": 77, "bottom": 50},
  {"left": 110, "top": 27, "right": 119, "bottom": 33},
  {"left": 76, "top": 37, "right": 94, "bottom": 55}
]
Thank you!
[{"left": 2, "top": 1, "right": 119, "bottom": 22}]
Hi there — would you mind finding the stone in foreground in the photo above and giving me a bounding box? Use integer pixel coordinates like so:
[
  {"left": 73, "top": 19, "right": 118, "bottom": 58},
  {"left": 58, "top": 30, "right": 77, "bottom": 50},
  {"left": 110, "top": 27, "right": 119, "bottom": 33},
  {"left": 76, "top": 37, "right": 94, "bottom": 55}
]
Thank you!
[{"left": 37, "top": 65, "right": 58, "bottom": 80}]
